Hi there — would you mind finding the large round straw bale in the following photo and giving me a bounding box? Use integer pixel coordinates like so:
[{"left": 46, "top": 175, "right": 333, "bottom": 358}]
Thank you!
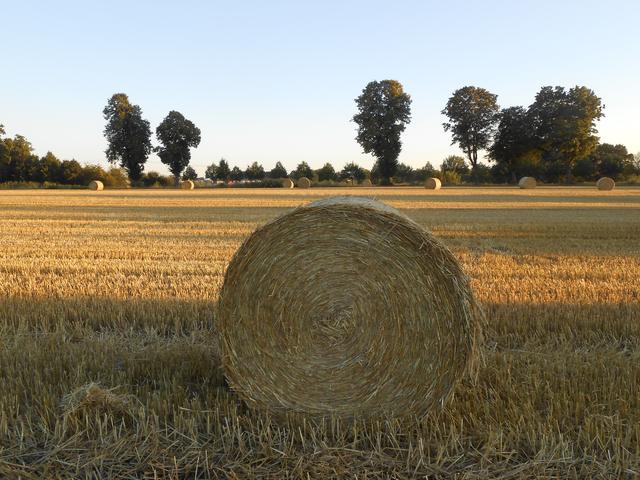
[
  {"left": 282, "top": 178, "right": 294, "bottom": 188},
  {"left": 218, "top": 196, "right": 481, "bottom": 419},
  {"left": 425, "top": 177, "right": 442, "bottom": 190},
  {"left": 518, "top": 177, "right": 536, "bottom": 189},
  {"left": 88, "top": 180, "right": 104, "bottom": 191},
  {"left": 360, "top": 178, "right": 372, "bottom": 186},
  {"left": 181, "top": 180, "right": 195, "bottom": 190},
  {"left": 297, "top": 177, "right": 311, "bottom": 188},
  {"left": 596, "top": 177, "right": 615, "bottom": 191}
]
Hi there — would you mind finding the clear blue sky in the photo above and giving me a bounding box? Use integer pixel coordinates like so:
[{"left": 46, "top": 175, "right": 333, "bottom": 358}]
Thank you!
[{"left": 2, "top": 0, "right": 639, "bottom": 175}]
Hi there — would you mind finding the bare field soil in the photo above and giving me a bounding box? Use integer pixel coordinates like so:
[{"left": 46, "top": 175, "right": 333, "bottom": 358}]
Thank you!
[{"left": 0, "top": 187, "right": 639, "bottom": 478}]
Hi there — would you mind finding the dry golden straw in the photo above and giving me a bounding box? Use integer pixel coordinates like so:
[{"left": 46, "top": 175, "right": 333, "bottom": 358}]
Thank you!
[
  {"left": 218, "top": 196, "right": 482, "bottom": 419},
  {"left": 88, "top": 180, "right": 104, "bottom": 191},
  {"left": 297, "top": 177, "right": 311, "bottom": 188},
  {"left": 360, "top": 178, "right": 372, "bottom": 186},
  {"left": 282, "top": 178, "right": 294, "bottom": 188},
  {"left": 425, "top": 177, "right": 442, "bottom": 190},
  {"left": 596, "top": 177, "right": 615, "bottom": 191},
  {"left": 181, "top": 180, "right": 195, "bottom": 190},
  {"left": 518, "top": 177, "right": 536, "bottom": 189}
]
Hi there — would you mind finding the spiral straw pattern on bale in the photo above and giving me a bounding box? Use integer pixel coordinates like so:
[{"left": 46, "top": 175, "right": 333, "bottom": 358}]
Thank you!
[
  {"left": 282, "top": 178, "right": 294, "bottom": 189},
  {"left": 218, "top": 196, "right": 481, "bottom": 419},
  {"left": 518, "top": 177, "right": 536, "bottom": 189},
  {"left": 181, "top": 180, "right": 195, "bottom": 190},
  {"left": 88, "top": 180, "right": 104, "bottom": 191},
  {"left": 425, "top": 177, "right": 442, "bottom": 190},
  {"left": 297, "top": 177, "right": 311, "bottom": 188},
  {"left": 596, "top": 177, "right": 615, "bottom": 191}
]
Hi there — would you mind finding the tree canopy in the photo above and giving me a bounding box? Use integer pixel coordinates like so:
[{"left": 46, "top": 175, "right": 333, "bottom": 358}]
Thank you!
[
  {"left": 268, "top": 161, "right": 288, "bottom": 179},
  {"left": 103, "top": 93, "right": 152, "bottom": 181},
  {"left": 353, "top": 80, "right": 412, "bottom": 185},
  {"left": 528, "top": 86, "right": 604, "bottom": 182},
  {"left": 442, "top": 86, "right": 500, "bottom": 183},
  {"left": 155, "top": 111, "right": 201, "bottom": 185}
]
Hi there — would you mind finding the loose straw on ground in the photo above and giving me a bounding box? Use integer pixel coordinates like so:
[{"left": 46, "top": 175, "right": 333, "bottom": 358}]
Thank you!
[{"left": 218, "top": 196, "right": 482, "bottom": 419}]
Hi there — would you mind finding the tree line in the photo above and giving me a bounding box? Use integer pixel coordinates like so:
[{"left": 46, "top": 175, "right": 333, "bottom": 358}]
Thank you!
[{"left": 2, "top": 85, "right": 639, "bottom": 187}]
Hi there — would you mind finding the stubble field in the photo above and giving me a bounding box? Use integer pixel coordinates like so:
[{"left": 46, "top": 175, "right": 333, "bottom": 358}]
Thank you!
[{"left": 0, "top": 186, "right": 639, "bottom": 479}]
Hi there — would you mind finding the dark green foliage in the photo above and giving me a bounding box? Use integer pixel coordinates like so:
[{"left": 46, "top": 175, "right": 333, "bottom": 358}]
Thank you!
[
  {"left": 229, "top": 166, "right": 244, "bottom": 182},
  {"left": 205, "top": 162, "right": 217, "bottom": 181},
  {"left": 182, "top": 166, "right": 198, "bottom": 181},
  {"left": 155, "top": 111, "right": 201, "bottom": 186},
  {"left": 414, "top": 162, "right": 439, "bottom": 183},
  {"left": 340, "top": 162, "right": 366, "bottom": 182},
  {"left": 590, "top": 143, "right": 634, "bottom": 179},
  {"left": 528, "top": 86, "right": 604, "bottom": 183},
  {"left": 353, "top": 80, "right": 412, "bottom": 184},
  {"left": 141, "top": 171, "right": 173, "bottom": 187},
  {"left": 217, "top": 159, "right": 231, "bottom": 182},
  {"left": 290, "top": 161, "right": 313, "bottom": 180},
  {"left": 442, "top": 86, "right": 500, "bottom": 183},
  {"left": 245, "top": 162, "right": 265, "bottom": 181},
  {"left": 268, "top": 161, "right": 288, "bottom": 179},
  {"left": 103, "top": 93, "right": 152, "bottom": 181},
  {"left": 441, "top": 155, "right": 470, "bottom": 174},
  {"left": 316, "top": 162, "right": 336, "bottom": 181},
  {"left": 489, "top": 107, "right": 540, "bottom": 183}
]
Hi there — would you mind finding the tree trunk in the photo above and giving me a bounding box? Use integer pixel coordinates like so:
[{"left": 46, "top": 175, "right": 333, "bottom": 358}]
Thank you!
[
  {"left": 511, "top": 170, "right": 517, "bottom": 184},
  {"left": 174, "top": 174, "right": 180, "bottom": 187}
]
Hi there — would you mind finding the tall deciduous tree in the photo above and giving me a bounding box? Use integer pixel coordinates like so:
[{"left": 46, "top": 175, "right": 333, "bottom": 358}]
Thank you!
[
  {"left": 155, "top": 111, "right": 201, "bottom": 186},
  {"left": 353, "top": 80, "right": 412, "bottom": 185},
  {"left": 268, "top": 161, "right": 288, "bottom": 179},
  {"left": 488, "top": 106, "right": 541, "bottom": 183},
  {"left": 316, "top": 162, "right": 336, "bottom": 181},
  {"left": 205, "top": 162, "right": 217, "bottom": 181},
  {"left": 340, "top": 162, "right": 366, "bottom": 182},
  {"left": 442, "top": 86, "right": 500, "bottom": 183},
  {"left": 182, "top": 166, "right": 198, "bottom": 180},
  {"left": 245, "top": 161, "right": 265, "bottom": 180},
  {"left": 290, "top": 161, "right": 313, "bottom": 180},
  {"left": 103, "top": 93, "right": 152, "bottom": 182},
  {"left": 528, "top": 86, "right": 604, "bottom": 183},
  {"left": 217, "top": 159, "right": 231, "bottom": 182}
]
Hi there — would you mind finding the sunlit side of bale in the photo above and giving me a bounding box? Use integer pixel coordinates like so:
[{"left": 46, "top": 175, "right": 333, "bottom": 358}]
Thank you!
[{"left": 218, "top": 196, "right": 482, "bottom": 420}]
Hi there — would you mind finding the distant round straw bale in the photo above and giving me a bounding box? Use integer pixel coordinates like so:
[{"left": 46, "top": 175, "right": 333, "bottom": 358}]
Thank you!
[
  {"left": 88, "top": 180, "right": 104, "bottom": 191},
  {"left": 518, "top": 177, "right": 536, "bottom": 189},
  {"left": 360, "top": 178, "right": 372, "bottom": 186},
  {"left": 424, "top": 177, "right": 442, "bottom": 190},
  {"left": 297, "top": 177, "right": 311, "bottom": 188},
  {"left": 596, "top": 177, "right": 615, "bottom": 191},
  {"left": 181, "top": 180, "right": 195, "bottom": 190},
  {"left": 282, "top": 178, "right": 294, "bottom": 188},
  {"left": 218, "top": 196, "right": 482, "bottom": 419}
]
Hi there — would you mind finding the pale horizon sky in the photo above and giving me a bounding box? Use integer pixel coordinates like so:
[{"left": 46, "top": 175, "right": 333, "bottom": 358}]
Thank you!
[{"left": 2, "top": 0, "right": 639, "bottom": 176}]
